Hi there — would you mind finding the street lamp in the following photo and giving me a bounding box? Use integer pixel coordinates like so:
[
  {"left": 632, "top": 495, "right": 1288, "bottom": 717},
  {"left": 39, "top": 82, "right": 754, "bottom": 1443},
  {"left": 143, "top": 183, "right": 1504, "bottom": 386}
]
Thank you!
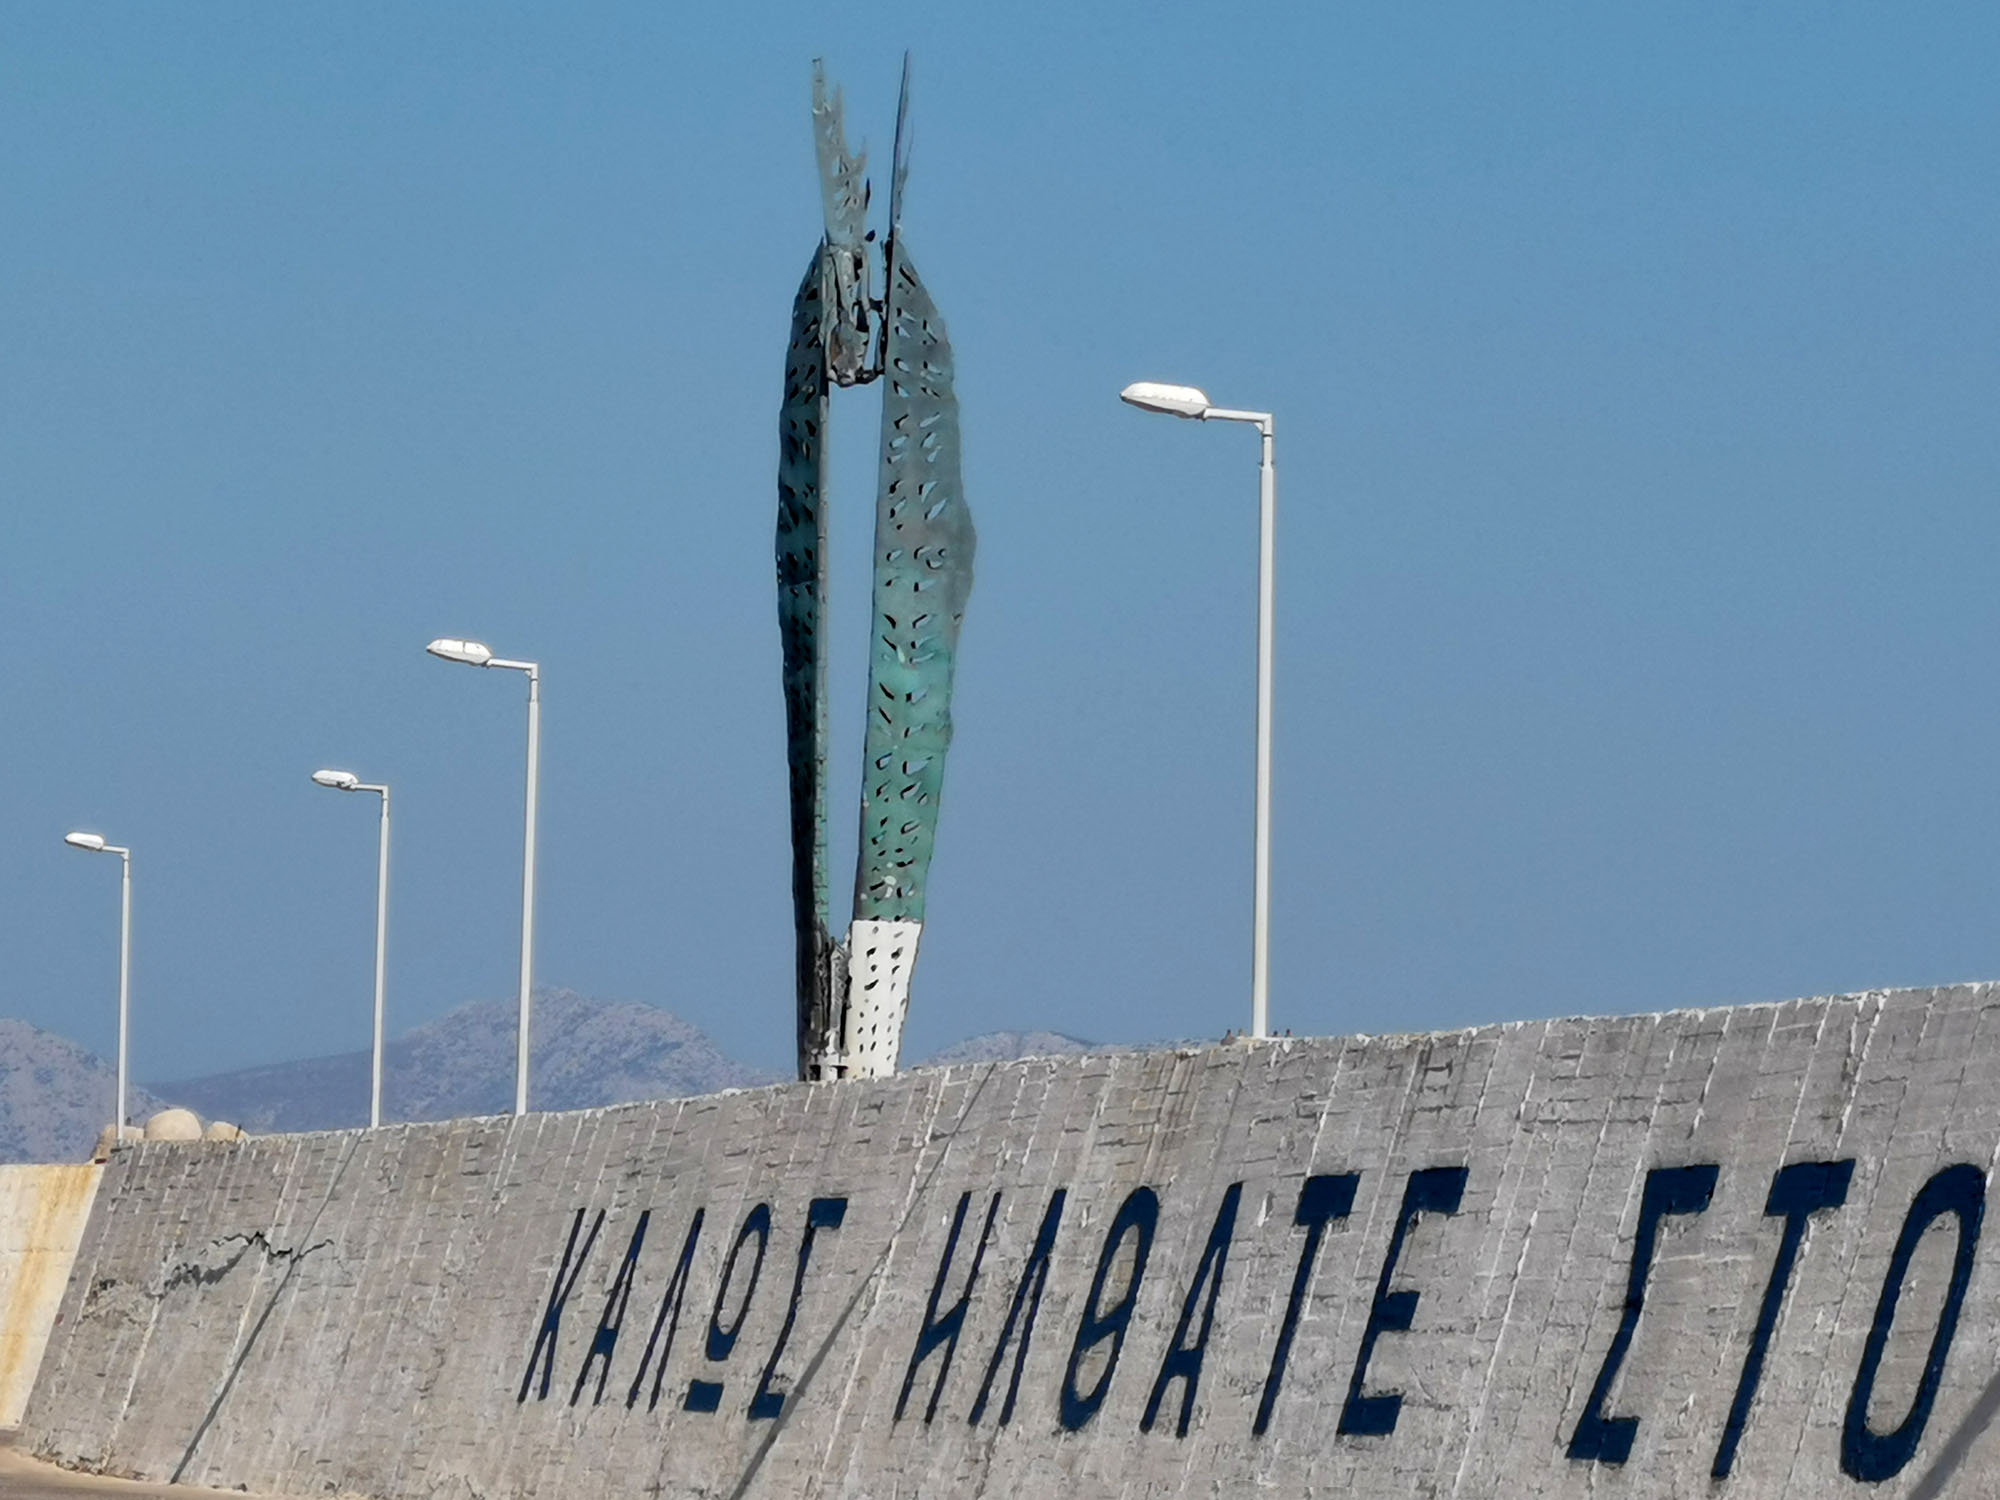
[
  {"left": 1120, "top": 380, "right": 1277, "bottom": 1041},
  {"left": 64, "top": 831, "right": 132, "bottom": 1141},
  {"left": 312, "top": 768, "right": 391, "bottom": 1128},
  {"left": 427, "top": 636, "right": 540, "bottom": 1115}
]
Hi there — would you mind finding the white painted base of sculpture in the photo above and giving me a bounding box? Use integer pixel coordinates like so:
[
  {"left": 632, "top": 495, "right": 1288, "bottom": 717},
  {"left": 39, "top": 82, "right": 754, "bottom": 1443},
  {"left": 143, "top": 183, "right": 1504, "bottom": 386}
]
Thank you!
[{"left": 840, "top": 918, "right": 921, "bottom": 1078}]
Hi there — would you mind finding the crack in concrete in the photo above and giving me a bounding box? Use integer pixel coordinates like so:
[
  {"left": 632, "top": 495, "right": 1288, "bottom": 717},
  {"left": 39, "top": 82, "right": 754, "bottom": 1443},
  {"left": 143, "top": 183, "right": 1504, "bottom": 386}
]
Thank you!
[
  {"left": 157, "top": 1232, "right": 332, "bottom": 1296},
  {"left": 168, "top": 1135, "right": 360, "bottom": 1485}
]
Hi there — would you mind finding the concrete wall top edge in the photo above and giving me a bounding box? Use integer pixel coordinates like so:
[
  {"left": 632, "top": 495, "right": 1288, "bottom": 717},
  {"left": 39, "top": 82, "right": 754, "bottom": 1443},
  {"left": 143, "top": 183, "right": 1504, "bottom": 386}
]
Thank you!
[{"left": 113, "top": 980, "right": 2000, "bottom": 1152}]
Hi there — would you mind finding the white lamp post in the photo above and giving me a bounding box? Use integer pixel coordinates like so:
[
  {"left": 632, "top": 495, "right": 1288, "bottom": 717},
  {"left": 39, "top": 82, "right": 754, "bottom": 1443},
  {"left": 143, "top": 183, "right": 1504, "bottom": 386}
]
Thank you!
[
  {"left": 312, "top": 769, "right": 391, "bottom": 1128},
  {"left": 1120, "top": 381, "right": 1277, "bottom": 1041},
  {"left": 64, "top": 831, "right": 133, "bottom": 1140},
  {"left": 427, "top": 637, "right": 540, "bottom": 1115}
]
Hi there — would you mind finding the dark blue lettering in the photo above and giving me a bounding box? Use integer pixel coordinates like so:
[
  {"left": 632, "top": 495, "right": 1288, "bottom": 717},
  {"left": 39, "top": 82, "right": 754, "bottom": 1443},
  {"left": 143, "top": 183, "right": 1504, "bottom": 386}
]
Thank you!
[
  {"left": 684, "top": 1202, "right": 771, "bottom": 1413},
  {"left": 625, "top": 1209, "right": 704, "bottom": 1410},
  {"left": 898, "top": 1191, "right": 1001, "bottom": 1422},
  {"left": 968, "top": 1189, "right": 1066, "bottom": 1427},
  {"left": 1060, "top": 1185, "right": 1160, "bottom": 1432},
  {"left": 1143, "top": 1182, "right": 1242, "bottom": 1437},
  {"left": 571, "top": 1210, "right": 650, "bottom": 1406},
  {"left": 1842, "top": 1163, "right": 1986, "bottom": 1481},
  {"left": 1340, "top": 1166, "right": 1468, "bottom": 1438},
  {"left": 748, "top": 1197, "right": 848, "bottom": 1420},
  {"left": 1567, "top": 1164, "right": 1718, "bottom": 1464},
  {"left": 517, "top": 1208, "right": 604, "bottom": 1403},
  {"left": 1712, "top": 1161, "right": 1853, "bottom": 1477},
  {"left": 1255, "top": 1173, "right": 1359, "bottom": 1437}
]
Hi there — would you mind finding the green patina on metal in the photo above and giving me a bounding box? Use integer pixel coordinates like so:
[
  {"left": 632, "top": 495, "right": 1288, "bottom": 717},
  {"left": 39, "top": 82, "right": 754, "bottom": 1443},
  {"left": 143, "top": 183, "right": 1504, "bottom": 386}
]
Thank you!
[
  {"left": 856, "top": 63, "right": 974, "bottom": 922},
  {"left": 778, "top": 60, "right": 975, "bottom": 1080}
]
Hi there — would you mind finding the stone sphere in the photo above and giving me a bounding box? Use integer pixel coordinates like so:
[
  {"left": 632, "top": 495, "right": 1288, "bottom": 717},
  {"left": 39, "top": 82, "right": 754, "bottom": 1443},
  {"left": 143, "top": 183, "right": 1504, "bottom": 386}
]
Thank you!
[
  {"left": 143, "top": 1108, "right": 203, "bottom": 1142},
  {"left": 203, "top": 1120, "right": 244, "bottom": 1142}
]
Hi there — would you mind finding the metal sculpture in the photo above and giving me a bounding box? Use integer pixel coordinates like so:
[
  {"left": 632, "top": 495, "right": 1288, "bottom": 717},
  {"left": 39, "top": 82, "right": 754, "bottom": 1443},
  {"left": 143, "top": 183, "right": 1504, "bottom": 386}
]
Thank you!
[{"left": 779, "top": 59, "right": 975, "bottom": 1082}]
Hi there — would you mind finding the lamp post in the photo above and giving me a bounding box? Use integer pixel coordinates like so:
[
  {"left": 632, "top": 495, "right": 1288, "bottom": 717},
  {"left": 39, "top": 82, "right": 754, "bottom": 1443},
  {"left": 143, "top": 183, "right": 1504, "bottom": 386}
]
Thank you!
[
  {"left": 427, "top": 637, "right": 540, "bottom": 1115},
  {"left": 1119, "top": 381, "right": 1277, "bottom": 1041},
  {"left": 63, "top": 831, "right": 132, "bottom": 1140},
  {"left": 312, "top": 769, "right": 391, "bottom": 1128}
]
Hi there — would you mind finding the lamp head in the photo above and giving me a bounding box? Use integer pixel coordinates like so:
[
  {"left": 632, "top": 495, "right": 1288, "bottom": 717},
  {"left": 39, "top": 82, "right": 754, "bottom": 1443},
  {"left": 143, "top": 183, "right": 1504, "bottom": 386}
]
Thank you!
[
  {"left": 1120, "top": 381, "right": 1212, "bottom": 419},
  {"left": 312, "top": 769, "right": 361, "bottom": 791},
  {"left": 63, "top": 832, "right": 107, "bottom": 852},
  {"left": 427, "top": 637, "right": 494, "bottom": 667}
]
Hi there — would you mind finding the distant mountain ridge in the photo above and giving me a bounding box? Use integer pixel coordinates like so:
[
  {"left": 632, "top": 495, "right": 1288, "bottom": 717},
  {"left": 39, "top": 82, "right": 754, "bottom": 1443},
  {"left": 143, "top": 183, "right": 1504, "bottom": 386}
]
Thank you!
[
  {"left": 0, "top": 993, "right": 1106, "bottom": 1161},
  {"left": 160, "top": 989, "right": 779, "bottom": 1133},
  {"left": 0, "top": 1020, "right": 169, "bottom": 1164},
  {"left": 158, "top": 994, "right": 1099, "bottom": 1134}
]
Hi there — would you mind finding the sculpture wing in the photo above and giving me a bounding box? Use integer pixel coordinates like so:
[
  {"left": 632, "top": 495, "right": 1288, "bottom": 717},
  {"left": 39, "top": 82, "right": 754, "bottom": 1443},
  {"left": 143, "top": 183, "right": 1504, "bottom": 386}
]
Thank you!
[
  {"left": 810, "top": 62, "right": 874, "bottom": 388},
  {"left": 853, "top": 241, "right": 975, "bottom": 924},
  {"left": 778, "top": 245, "right": 840, "bottom": 1074},
  {"left": 888, "top": 54, "right": 912, "bottom": 248}
]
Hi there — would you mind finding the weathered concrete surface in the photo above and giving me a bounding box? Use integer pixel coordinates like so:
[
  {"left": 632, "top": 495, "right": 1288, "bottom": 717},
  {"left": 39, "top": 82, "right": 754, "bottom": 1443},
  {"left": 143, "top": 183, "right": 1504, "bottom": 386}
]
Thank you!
[
  {"left": 21, "top": 985, "right": 2000, "bottom": 1498},
  {"left": 0, "top": 1167, "right": 100, "bottom": 1428},
  {"left": 0, "top": 1439, "right": 275, "bottom": 1500}
]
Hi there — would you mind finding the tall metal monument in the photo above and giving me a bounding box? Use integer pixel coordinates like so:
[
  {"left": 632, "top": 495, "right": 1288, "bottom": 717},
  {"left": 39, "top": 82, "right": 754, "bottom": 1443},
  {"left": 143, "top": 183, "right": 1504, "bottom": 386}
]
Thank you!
[{"left": 779, "top": 60, "right": 976, "bottom": 1082}]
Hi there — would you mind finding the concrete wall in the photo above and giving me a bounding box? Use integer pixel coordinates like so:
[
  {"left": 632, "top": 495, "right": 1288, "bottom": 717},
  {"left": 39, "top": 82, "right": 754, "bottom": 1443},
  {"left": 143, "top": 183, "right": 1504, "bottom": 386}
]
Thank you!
[
  {"left": 20, "top": 985, "right": 2000, "bottom": 1498},
  {"left": 0, "top": 1165, "right": 100, "bottom": 1428}
]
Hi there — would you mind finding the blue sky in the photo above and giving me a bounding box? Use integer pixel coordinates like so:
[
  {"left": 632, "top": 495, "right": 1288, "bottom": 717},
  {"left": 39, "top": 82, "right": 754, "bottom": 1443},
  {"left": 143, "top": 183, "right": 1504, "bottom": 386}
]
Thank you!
[{"left": 4, "top": 6, "right": 1998, "bottom": 1084}]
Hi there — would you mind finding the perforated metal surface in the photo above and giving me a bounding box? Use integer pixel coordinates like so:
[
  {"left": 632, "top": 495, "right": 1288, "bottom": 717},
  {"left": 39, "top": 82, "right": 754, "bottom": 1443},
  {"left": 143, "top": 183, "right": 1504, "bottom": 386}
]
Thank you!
[
  {"left": 841, "top": 918, "right": 921, "bottom": 1078},
  {"left": 852, "top": 248, "right": 973, "bottom": 924}
]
